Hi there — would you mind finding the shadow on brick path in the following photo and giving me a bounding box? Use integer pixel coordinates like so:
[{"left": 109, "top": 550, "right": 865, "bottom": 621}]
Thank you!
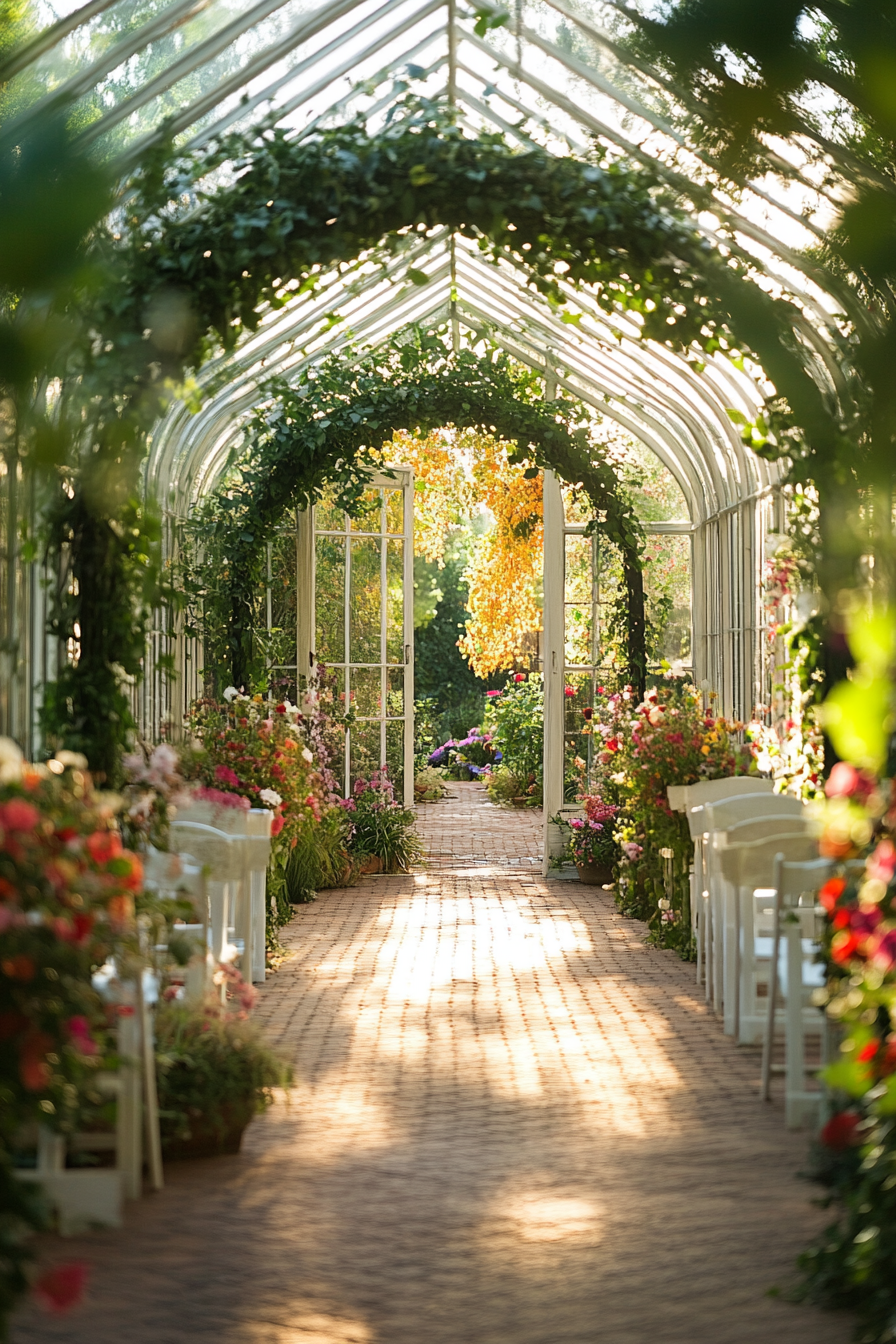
[{"left": 12, "top": 784, "right": 853, "bottom": 1344}]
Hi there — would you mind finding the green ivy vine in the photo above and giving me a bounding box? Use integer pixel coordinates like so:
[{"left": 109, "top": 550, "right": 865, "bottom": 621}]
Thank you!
[{"left": 188, "top": 330, "right": 648, "bottom": 694}]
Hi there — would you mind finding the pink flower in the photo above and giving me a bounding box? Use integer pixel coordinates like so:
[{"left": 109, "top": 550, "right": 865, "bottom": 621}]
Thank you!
[
  {"left": 214, "top": 764, "right": 240, "bottom": 788},
  {"left": 565, "top": 686, "right": 576, "bottom": 697},
  {"left": 66, "top": 1016, "right": 99, "bottom": 1056},
  {"left": 0, "top": 798, "right": 40, "bottom": 831}
]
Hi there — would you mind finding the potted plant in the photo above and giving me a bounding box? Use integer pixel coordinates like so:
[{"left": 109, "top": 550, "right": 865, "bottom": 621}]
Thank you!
[
  {"left": 346, "top": 770, "right": 423, "bottom": 873},
  {"left": 155, "top": 991, "right": 291, "bottom": 1159},
  {"left": 567, "top": 795, "right": 618, "bottom": 885}
]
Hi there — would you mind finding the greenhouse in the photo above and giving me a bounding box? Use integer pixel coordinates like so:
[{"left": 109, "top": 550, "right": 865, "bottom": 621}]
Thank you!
[{"left": 2, "top": 2, "right": 895, "bottom": 1341}]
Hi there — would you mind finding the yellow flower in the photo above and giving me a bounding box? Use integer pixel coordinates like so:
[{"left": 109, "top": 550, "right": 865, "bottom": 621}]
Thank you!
[{"left": 701, "top": 745, "right": 710, "bottom": 756}]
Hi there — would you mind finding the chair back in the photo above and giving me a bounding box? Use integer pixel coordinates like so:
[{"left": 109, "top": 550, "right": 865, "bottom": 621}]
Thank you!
[
  {"left": 169, "top": 820, "right": 232, "bottom": 881},
  {"left": 718, "top": 814, "right": 813, "bottom": 849},
  {"left": 720, "top": 833, "right": 817, "bottom": 888},
  {"left": 700, "top": 792, "right": 803, "bottom": 835},
  {"left": 775, "top": 855, "right": 833, "bottom": 906},
  {"left": 669, "top": 775, "right": 771, "bottom": 815}
]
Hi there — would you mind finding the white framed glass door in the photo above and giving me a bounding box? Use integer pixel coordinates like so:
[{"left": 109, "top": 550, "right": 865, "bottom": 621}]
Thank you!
[{"left": 310, "top": 469, "right": 415, "bottom": 806}]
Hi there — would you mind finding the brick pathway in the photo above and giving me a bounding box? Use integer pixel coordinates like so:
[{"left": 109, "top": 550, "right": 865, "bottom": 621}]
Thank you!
[{"left": 13, "top": 786, "right": 853, "bottom": 1343}]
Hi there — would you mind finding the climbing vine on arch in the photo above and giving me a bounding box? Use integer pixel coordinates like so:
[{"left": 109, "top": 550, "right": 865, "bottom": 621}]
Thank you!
[{"left": 187, "top": 332, "right": 647, "bottom": 695}]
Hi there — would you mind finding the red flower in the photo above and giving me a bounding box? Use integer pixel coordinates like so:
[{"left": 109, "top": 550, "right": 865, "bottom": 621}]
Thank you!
[
  {"left": 831, "top": 930, "right": 860, "bottom": 964},
  {"left": 86, "top": 831, "right": 122, "bottom": 864},
  {"left": 2, "top": 954, "right": 36, "bottom": 981},
  {"left": 33, "top": 1261, "right": 89, "bottom": 1314},
  {"left": 819, "top": 877, "right": 847, "bottom": 913},
  {"left": 270, "top": 815, "right": 285, "bottom": 837},
  {"left": 275, "top": 703, "right": 287, "bottom": 714},
  {"left": 0, "top": 876, "right": 16, "bottom": 900},
  {"left": 564, "top": 686, "right": 576, "bottom": 697},
  {"left": 0, "top": 798, "right": 40, "bottom": 831},
  {"left": 514, "top": 674, "right": 525, "bottom": 683},
  {"left": 857, "top": 1040, "right": 879, "bottom": 1063},
  {"left": 820, "top": 1111, "right": 861, "bottom": 1151},
  {"left": 19, "top": 1028, "right": 53, "bottom": 1090}
]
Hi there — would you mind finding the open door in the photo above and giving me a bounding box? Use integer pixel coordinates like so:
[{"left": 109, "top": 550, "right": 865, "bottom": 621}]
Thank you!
[{"left": 290, "top": 469, "right": 415, "bottom": 807}]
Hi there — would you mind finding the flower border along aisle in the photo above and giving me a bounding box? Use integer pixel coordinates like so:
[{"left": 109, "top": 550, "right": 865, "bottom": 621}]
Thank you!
[
  {"left": 589, "top": 678, "right": 756, "bottom": 956},
  {"left": 0, "top": 739, "right": 144, "bottom": 1328}
]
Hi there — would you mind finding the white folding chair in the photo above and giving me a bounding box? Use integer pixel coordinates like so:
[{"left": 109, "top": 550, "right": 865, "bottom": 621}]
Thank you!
[
  {"left": 669, "top": 777, "right": 773, "bottom": 993},
  {"left": 761, "top": 854, "right": 833, "bottom": 1128},
  {"left": 242, "top": 808, "right": 273, "bottom": 985},
  {"left": 702, "top": 792, "right": 805, "bottom": 1027},
  {"left": 719, "top": 833, "right": 818, "bottom": 1043},
  {"left": 170, "top": 818, "right": 236, "bottom": 973}
]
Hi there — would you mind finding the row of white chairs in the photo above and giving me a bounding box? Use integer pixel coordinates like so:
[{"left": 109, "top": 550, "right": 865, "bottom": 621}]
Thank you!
[
  {"left": 668, "top": 777, "right": 831, "bottom": 1129},
  {"left": 18, "top": 803, "right": 275, "bottom": 1235}
]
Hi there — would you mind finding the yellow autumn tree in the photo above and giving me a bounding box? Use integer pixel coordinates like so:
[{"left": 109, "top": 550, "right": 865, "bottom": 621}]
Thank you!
[{"left": 380, "top": 428, "right": 543, "bottom": 677}]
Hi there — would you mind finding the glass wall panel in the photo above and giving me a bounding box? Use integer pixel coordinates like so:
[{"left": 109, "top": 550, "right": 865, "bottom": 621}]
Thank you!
[{"left": 315, "top": 535, "right": 345, "bottom": 665}]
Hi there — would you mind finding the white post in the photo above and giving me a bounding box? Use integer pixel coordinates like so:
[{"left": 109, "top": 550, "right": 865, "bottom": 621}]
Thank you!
[{"left": 542, "top": 468, "right": 565, "bottom": 875}]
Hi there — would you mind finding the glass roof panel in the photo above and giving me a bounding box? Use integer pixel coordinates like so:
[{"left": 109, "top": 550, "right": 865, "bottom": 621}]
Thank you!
[{"left": 5, "top": 0, "right": 851, "bottom": 527}]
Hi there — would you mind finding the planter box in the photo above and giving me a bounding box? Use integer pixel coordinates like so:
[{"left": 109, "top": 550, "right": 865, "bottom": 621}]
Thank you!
[
  {"left": 576, "top": 862, "right": 614, "bottom": 887},
  {"left": 161, "top": 1105, "right": 254, "bottom": 1161}
]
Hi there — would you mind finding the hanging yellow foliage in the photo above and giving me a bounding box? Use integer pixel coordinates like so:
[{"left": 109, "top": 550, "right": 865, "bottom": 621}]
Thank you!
[{"left": 381, "top": 428, "right": 543, "bottom": 677}]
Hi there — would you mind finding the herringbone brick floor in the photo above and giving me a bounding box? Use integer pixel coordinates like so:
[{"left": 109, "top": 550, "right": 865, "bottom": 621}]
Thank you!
[{"left": 13, "top": 784, "right": 852, "bottom": 1343}]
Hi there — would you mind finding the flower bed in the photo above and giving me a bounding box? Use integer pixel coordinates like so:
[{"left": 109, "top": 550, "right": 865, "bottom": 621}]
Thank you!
[{"left": 587, "top": 678, "right": 755, "bottom": 956}]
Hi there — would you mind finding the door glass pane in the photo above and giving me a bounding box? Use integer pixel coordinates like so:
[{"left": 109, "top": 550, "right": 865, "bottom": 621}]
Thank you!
[
  {"left": 351, "top": 666, "right": 382, "bottom": 719},
  {"left": 385, "top": 489, "right": 403, "bottom": 534},
  {"left": 350, "top": 488, "right": 382, "bottom": 532},
  {"left": 386, "top": 539, "right": 404, "bottom": 664},
  {"left": 386, "top": 666, "right": 404, "bottom": 718},
  {"left": 386, "top": 720, "right": 404, "bottom": 798},
  {"left": 316, "top": 535, "right": 345, "bottom": 664},
  {"left": 350, "top": 537, "right": 382, "bottom": 664},
  {"left": 316, "top": 489, "right": 346, "bottom": 533},
  {"left": 564, "top": 534, "right": 593, "bottom": 667},
  {"left": 350, "top": 721, "right": 381, "bottom": 789}
]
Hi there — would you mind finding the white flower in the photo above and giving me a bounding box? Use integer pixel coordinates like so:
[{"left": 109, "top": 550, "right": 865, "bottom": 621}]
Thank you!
[
  {"left": 55, "top": 750, "right": 88, "bottom": 770},
  {"left": 301, "top": 747, "right": 314, "bottom": 764},
  {"left": 0, "top": 736, "right": 24, "bottom": 783},
  {"left": 259, "top": 788, "right": 282, "bottom": 807},
  {"left": 223, "top": 686, "right": 239, "bottom": 702}
]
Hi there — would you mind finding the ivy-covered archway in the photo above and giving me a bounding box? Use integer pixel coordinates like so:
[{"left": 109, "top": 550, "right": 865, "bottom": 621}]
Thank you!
[
  {"left": 190, "top": 334, "right": 647, "bottom": 696},
  {"left": 46, "top": 107, "right": 727, "bottom": 778}
]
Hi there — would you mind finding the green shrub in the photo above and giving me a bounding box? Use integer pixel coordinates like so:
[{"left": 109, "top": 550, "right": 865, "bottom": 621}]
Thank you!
[
  {"left": 414, "top": 766, "right": 449, "bottom": 801},
  {"left": 484, "top": 675, "right": 544, "bottom": 801},
  {"left": 485, "top": 766, "right": 537, "bottom": 806},
  {"left": 285, "top": 808, "right": 354, "bottom": 898}
]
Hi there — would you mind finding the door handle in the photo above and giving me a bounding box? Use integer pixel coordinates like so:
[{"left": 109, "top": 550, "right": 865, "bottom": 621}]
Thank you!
[{"left": 405, "top": 644, "right": 411, "bottom": 665}]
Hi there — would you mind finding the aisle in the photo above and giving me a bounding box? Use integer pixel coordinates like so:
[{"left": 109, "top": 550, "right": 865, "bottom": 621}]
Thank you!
[{"left": 14, "top": 786, "right": 851, "bottom": 1344}]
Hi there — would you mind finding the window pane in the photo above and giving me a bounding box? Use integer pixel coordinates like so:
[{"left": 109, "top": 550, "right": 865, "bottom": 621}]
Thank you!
[{"left": 316, "top": 489, "right": 345, "bottom": 532}]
